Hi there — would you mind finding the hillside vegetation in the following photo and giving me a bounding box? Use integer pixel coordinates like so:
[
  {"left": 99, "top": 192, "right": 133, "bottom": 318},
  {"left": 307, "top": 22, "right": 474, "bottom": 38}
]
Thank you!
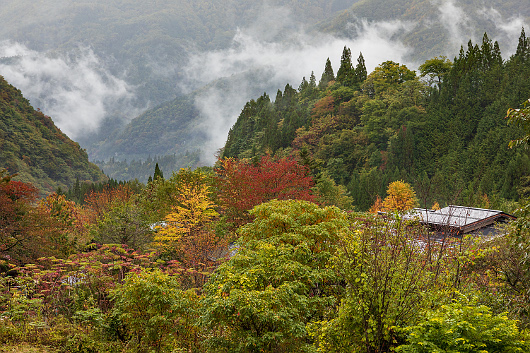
[
  {"left": 222, "top": 31, "right": 530, "bottom": 210},
  {"left": 1, "top": 161, "right": 530, "bottom": 352},
  {"left": 0, "top": 75, "right": 106, "bottom": 193},
  {"left": 3, "top": 0, "right": 529, "bottom": 171}
]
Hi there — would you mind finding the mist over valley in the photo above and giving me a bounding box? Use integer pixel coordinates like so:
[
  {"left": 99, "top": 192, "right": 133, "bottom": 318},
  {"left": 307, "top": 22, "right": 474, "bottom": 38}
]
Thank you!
[{"left": 0, "top": 0, "right": 528, "bottom": 181}]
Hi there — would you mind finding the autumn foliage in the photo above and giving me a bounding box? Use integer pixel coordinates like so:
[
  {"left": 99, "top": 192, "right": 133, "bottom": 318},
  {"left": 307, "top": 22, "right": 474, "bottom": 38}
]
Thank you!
[
  {"left": 370, "top": 180, "right": 419, "bottom": 213},
  {"left": 153, "top": 169, "right": 225, "bottom": 288},
  {"left": 0, "top": 170, "right": 38, "bottom": 262},
  {"left": 215, "top": 156, "right": 315, "bottom": 226},
  {"left": 83, "top": 184, "right": 135, "bottom": 225}
]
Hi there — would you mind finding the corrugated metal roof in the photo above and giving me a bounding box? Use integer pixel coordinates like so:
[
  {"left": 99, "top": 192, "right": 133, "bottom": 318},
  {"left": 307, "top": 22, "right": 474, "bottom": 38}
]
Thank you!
[{"left": 404, "top": 205, "right": 516, "bottom": 234}]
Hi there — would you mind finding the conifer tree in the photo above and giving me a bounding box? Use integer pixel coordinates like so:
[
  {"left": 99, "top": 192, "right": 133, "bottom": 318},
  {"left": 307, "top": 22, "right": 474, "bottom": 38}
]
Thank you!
[
  {"left": 492, "top": 41, "right": 503, "bottom": 65},
  {"left": 336, "top": 46, "right": 354, "bottom": 86},
  {"left": 275, "top": 89, "right": 284, "bottom": 110},
  {"left": 355, "top": 52, "right": 368, "bottom": 83},
  {"left": 319, "top": 58, "right": 335, "bottom": 89},
  {"left": 153, "top": 163, "right": 164, "bottom": 181},
  {"left": 515, "top": 27, "right": 529, "bottom": 61},
  {"left": 298, "top": 76, "right": 309, "bottom": 93},
  {"left": 309, "top": 71, "right": 317, "bottom": 89}
]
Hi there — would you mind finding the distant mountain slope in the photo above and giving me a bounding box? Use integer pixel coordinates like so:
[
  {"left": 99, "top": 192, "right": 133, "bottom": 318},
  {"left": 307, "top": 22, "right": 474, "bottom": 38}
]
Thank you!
[
  {"left": 0, "top": 75, "right": 106, "bottom": 193},
  {"left": 92, "top": 95, "right": 203, "bottom": 160},
  {"left": 0, "top": 0, "right": 340, "bottom": 107},
  {"left": 2, "top": 0, "right": 528, "bottom": 179},
  {"left": 322, "top": 0, "right": 530, "bottom": 62}
]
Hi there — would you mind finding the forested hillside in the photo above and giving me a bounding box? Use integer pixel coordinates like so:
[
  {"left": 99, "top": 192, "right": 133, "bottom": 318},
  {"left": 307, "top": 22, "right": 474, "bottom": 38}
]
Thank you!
[
  {"left": 0, "top": 75, "right": 106, "bottom": 193},
  {"left": 1, "top": 0, "right": 528, "bottom": 176},
  {"left": 222, "top": 31, "right": 530, "bottom": 210}
]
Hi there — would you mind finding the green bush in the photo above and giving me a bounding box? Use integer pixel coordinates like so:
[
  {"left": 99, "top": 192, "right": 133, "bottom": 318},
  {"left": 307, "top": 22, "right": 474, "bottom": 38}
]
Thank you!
[
  {"left": 111, "top": 269, "right": 200, "bottom": 353},
  {"left": 397, "top": 295, "right": 528, "bottom": 353}
]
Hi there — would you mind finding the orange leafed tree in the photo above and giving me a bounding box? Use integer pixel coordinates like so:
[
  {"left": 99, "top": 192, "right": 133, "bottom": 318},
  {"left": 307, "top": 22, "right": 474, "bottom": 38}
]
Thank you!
[
  {"left": 369, "top": 195, "right": 384, "bottom": 213},
  {"left": 83, "top": 185, "right": 134, "bottom": 225},
  {"left": 37, "top": 193, "right": 88, "bottom": 253},
  {"left": 0, "top": 170, "right": 38, "bottom": 262}
]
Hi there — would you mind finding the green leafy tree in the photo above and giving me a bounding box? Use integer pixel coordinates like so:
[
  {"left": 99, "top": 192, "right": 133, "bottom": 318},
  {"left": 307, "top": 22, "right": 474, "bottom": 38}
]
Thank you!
[
  {"left": 201, "top": 200, "right": 348, "bottom": 353},
  {"left": 313, "top": 170, "right": 354, "bottom": 210},
  {"left": 397, "top": 296, "right": 527, "bottom": 353},
  {"left": 312, "top": 214, "right": 475, "bottom": 353},
  {"left": 91, "top": 199, "right": 153, "bottom": 249},
  {"left": 419, "top": 56, "right": 452, "bottom": 89},
  {"left": 112, "top": 269, "right": 200, "bottom": 353}
]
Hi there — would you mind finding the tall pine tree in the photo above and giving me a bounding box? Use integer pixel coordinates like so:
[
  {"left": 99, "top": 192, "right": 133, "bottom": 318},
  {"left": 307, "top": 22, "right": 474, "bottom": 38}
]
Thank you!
[
  {"left": 355, "top": 52, "right": 368, "bottom": 84},
  {"left": 153, "top": 163, "right": 164, "bottom": 181},
  {"left": 336, "top": 46, "right": 354, "bottom": 86},
  {"left": 319, "top": 58, "right": 335, "bottom": 89}
]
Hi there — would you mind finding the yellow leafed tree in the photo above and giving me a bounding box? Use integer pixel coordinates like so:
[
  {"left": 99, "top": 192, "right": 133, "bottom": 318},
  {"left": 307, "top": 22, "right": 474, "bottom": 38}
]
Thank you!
[
  {"left": 381, "top": 180, "right": 419, "bottom": 212},
  {"left": 154, "top": 181, "right": 218, "bottom": 249}
]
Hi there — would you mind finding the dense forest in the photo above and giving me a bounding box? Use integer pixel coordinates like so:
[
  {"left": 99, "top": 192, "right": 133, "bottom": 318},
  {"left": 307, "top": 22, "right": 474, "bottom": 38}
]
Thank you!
[
  {"left": 0, "top": 75, "right": 106, "bottom": 194},
  {"left": 222, "top": 30, "right": 530, "bottom": 211},
  {"left": 2, "top": 27, "right": 530, "bottom": 353},
  {"left": 95, "top": 152, "right": 202, "bottom": 184}
]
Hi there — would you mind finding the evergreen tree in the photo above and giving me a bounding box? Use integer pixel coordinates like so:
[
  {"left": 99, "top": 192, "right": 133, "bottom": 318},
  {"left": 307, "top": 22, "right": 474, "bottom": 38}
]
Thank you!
[
  {"left": 309, "top": 71, "right": 317, "bottom": 89},
  {"left": 298, "top": 76, "right": 309, "bottom": 93},
  {"left": 515, "top": 27, "right": 529, "bottom": 61},
  {"left": 154, "top": 163, "right": 164, "bottom": 181},
  {"left": 355, "top": 52, "right": 368, "bottom": 83},
  {"left": 319, "top": 58, "right": 335, "bottom": 89},
  {"left": 336, "top": 46, "right": 354, "bottom": 86},
  {"left": 493, "top": 41, "right": 503, "bottom": 66},
  {"left": 305, "top": 71, "right": 318, "bottom": 100}
]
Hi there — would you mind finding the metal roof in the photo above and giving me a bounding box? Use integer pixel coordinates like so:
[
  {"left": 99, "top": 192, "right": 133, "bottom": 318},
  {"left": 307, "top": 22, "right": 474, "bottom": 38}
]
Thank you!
[{"left": 404, "top": 205, "right": 516, "bottom": 234}]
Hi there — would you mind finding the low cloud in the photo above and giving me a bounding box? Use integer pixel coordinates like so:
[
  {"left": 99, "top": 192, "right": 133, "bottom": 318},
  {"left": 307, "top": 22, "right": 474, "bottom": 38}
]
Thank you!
[
  {"left": 435, "top": 0, "right": 475, "bottom": 51},
  {"left": 479, "top": 8, "right": 527, "bottom": 55},
  {"left": 183, "top": 16, "right": 416, "bottom": 163},
  {"left": 0, "top": 42, "right": 136, "bottom": 139}
]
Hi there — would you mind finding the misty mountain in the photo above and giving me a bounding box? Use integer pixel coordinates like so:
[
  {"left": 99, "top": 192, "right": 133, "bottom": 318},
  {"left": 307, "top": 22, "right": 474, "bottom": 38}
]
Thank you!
[
  {"left": 0, "top": 75, "right": 106, "bottom": 194},
  {"left": 0, "top": 0, "right": 340, "bottom": 110},
  {"left": 219, "top": 29, "right": 530, "bottom": 210},
  {"left": 324, "top": 0, "right": 530, "bottom": 61},
  {"left": 0, "top": 0, "right": 528, "bottom": 182}
]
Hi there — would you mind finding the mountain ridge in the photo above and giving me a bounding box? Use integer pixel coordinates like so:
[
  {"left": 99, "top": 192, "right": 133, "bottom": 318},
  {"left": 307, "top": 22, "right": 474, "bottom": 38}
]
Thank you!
[{"left": 0, "top": 75, "right": 107, "bottom": 194}]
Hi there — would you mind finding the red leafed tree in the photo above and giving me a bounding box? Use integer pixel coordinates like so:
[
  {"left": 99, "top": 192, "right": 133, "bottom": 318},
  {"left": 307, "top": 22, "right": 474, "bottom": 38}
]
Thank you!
[
  {"left": 0, "top": 169, "right": 38, "bottom": 263},
  {"left": 215, "top": 156, "right": 315, "bottom": 227}
]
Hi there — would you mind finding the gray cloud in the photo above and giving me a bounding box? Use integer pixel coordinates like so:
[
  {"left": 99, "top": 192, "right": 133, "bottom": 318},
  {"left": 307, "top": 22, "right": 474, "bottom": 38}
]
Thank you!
[
  {"left": 479, "top": 7, "right": 527, "bottom": 55},
  {"left": 0, "top": 41, "right": 136, "bottom": 139},
  {"left": 435, "top": 0, "right": 476, "bottom": 51},
  {"left": 184, "top": 17, "right": 416, "bottom": 163}
]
